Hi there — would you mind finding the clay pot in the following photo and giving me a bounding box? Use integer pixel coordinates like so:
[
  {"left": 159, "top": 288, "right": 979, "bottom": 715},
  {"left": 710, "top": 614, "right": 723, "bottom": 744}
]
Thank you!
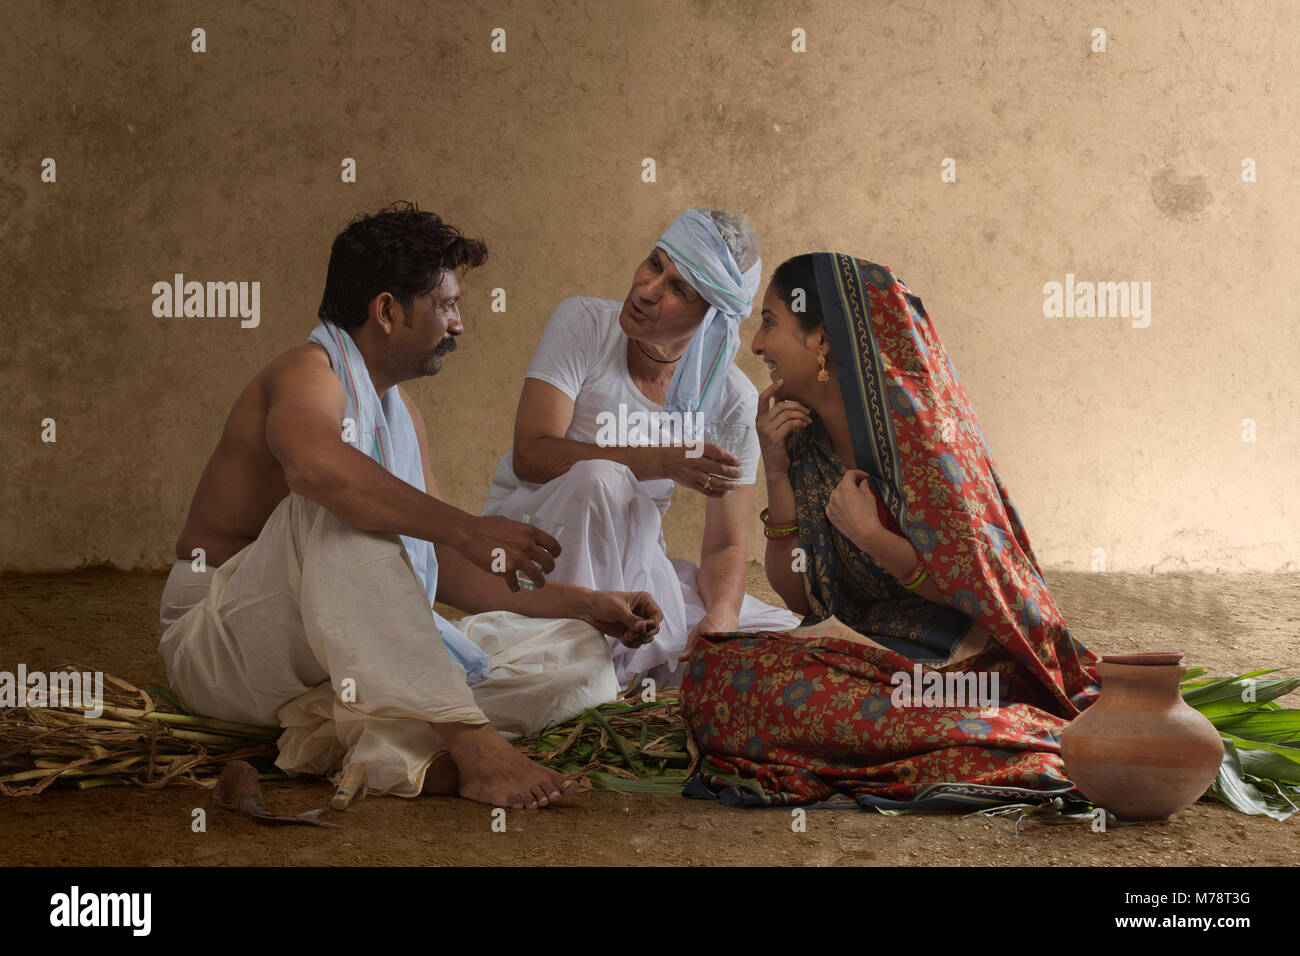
[{"left": 1061, "top": 652, "right": 1224, "bottom": 821}]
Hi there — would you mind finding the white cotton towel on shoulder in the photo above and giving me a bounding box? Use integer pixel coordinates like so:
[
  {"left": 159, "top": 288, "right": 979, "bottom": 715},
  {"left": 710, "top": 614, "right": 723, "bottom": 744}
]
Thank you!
[{"left": 305, "top": 319, "right": 491, "bottom": 684}]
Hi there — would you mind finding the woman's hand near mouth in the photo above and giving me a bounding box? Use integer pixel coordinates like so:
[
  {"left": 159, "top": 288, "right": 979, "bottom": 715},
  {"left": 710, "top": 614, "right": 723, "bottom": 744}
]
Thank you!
[{"left": 756, "top": 379, "right": 812, "bottom": 477}]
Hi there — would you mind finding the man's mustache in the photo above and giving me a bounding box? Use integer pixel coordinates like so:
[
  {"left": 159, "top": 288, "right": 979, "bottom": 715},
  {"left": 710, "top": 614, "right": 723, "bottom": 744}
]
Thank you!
[{"left": 434, "top": 336, "right": 457, "bottom": 355}]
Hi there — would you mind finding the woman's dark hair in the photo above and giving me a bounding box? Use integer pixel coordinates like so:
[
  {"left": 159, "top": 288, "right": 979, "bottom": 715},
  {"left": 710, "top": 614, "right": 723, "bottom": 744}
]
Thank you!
[
  {"left": 318, "top": 201, "right": 488, "bottom": 329},
  {"left": 770, "top": 254, "right": 823, "bottom": 332}
]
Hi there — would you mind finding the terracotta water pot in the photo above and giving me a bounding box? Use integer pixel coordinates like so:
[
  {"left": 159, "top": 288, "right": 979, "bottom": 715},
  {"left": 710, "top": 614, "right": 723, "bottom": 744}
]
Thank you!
[{"left": 1060, "top": 652, "right": 1224, "bottom": 821}]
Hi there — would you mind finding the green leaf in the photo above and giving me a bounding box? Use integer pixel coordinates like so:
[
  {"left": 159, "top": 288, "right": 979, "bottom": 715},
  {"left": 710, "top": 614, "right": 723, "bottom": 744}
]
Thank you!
[
  {"left": 1242, "top": 774, "right": 1300, "bottom": 810},
  {"left": 1181, "top": 671, "right": 1291, "bottom": 708},
  {"left": 638, "top": 750, "right": 690, "bottom": 761},
  {"left": 1202, "top": 701, "right": 1280, "bottom": 721},
  {"left": 1236, "top": 747, "right": 1300, "bottom": 784},
  {"left": 145, "top": 685, "right": 188, "bottom": 714},
  {"left": 587, "top": 772, "right": 687, "bottom": 793},
  {"left": 701, "top": 769, "right": 769, "bottom": 799},
  {"left": 587, "top": 708, "right": 644, "bottom": 772},
  {"left": 1193, "top": 677, "right": 1300, "bottom": 719},
  {"left": 1213, "top": 710, "right": 1300, "bottom": 746},
  {"left": 1205, "top": 740, "right": 1297, "bottom": 820},
  {"left": 1217, "top": 730, "right": 1300, "bottom": 763}
]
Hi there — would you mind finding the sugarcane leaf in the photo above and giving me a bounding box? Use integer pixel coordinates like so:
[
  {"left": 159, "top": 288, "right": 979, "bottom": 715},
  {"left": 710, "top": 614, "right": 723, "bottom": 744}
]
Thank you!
[
  {"left": 1196, "top": 700, "right": 1288, "bottom": 725},
  {"left": 1218, "top": 730, "right": 1300, "bottom": 764},
  {"left": 1181, "top": 672, "right": 1290, "bottom": 708},
  {"left": 639, "top": 750, "right": 690, "bottom": 761},
  {"left": 586, "top": 772, "right": 685, "bottom": 793},
  {"left": 1241, "top": 774, "right": 1300, "bottom": 809},
  {"left": 1203, "top": 701, "right": 1284, "bottom": 723},
  {"left": 1192, "top": 677, "right": 1300, "bottom": 719},
  {"left": 1235, "top": 746, "right": 1300, "bottom": 784},
  {"left": 1181, "top": 667, "right": 1208, "bottom": 682},
  {"left": 587, "top": 708, "right": 644, "bottom": 771},
  {"left": 612, "top": 698, "right": 679, "bottom": 717},
  {"left": 1206, "top": 740, "right": 1297, "bottom": 820},
  {"left": 145, "top": 685, "right": 189, "bottom": 714},
  {"left": 1212, "top": 710, "right": 1300, "bottom": 746},
  {"left": 1181, "top": 668, "right": 1282, "bottom": 697},
  {"left": 703, "top": 769, "right": 769, "bottom": 799}
]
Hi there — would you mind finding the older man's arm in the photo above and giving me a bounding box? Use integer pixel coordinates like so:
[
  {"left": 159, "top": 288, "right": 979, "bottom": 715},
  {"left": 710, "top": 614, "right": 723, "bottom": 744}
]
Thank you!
[
  {"left": 678, "top": 484, "right": 753, "bottom": 660},
  {"left": 512, "top": 380, "right": 661, "bottom": 482},
  {"left": 511, "top": 379, "right": 743, "bottom": 493}
]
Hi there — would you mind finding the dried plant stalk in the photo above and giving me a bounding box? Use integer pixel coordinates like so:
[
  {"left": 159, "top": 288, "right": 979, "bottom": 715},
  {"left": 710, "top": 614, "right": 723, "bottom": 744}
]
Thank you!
[{"left": 0, "top": 663, "right": 280, "bottom": 796}]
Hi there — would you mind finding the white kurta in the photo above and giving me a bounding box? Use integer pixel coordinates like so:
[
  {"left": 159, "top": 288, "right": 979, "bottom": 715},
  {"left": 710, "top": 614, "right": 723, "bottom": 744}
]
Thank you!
[{"left": 482, "top": 296, "right": 801, "bottom": 685}]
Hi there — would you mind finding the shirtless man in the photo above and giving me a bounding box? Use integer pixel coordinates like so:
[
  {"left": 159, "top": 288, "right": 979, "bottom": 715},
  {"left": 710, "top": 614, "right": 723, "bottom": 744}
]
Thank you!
[{"left": 161, "top": 202, "right": 661, "bottom": 810}]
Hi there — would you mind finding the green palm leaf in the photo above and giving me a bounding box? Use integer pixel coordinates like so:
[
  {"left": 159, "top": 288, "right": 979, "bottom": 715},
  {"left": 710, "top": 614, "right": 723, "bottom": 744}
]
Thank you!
[
  {"left": 1195, "top": 678, "right": 1300, "bottom": 720},
  {"left": 1212, "top": 710, "right": 1300, "bottom": 746},
  {"left": 1173, "top": 669, "right": 1300, "bottom": 820},
  {"left": 1206, "top": 740, "right": 1300, "bottom": 820},
  {"left": 1235, "top": 746, "right": 1300, "bottom": 784},
  {"left": 1180, "top": 670, "right": 1289, "bottom": 708}
]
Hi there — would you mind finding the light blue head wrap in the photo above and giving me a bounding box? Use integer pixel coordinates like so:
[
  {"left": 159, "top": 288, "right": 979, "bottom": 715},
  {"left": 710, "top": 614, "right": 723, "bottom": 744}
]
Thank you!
[{"left": 653, "top": 209, "right": 761, "bottom": 422}]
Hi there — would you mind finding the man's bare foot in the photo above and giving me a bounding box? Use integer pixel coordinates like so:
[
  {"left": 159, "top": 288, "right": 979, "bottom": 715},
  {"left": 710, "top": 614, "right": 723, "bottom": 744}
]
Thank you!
[
  {"left": 437, "top": 722, "right": 581, "bottom": 810},
  {"left": 420, "top": 750, "right": 460, "bottom": 796}
]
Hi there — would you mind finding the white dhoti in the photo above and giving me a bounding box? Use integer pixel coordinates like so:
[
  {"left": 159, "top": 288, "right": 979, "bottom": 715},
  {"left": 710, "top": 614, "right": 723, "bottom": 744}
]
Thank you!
[
  {"left": 158, "top": 493, "right": 618, "bottom": 797},
  {"left": 482, "top": 459, "right": 802, "bottom": 686}
]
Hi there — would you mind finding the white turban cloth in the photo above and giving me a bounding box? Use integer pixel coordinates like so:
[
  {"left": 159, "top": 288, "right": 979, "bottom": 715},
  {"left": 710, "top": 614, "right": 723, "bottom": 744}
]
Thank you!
[{"left": 653, "top": 209, "right": 761, "bottom": 425}]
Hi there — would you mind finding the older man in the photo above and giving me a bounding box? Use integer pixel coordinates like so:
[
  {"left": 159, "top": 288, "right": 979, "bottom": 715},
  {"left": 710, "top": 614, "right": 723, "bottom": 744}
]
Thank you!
[
  {"left": 158, "top": 202, "right": 662, "bottom": 809},
  {"left": 483, "top": 209, "right": 801, "bottom": 686}
]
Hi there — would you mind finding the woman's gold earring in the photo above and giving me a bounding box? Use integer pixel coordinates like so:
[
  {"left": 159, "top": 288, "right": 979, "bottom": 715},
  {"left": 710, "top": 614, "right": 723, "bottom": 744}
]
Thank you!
[{"left": 817, "top": 354, "right": 830, "bottom": 383}]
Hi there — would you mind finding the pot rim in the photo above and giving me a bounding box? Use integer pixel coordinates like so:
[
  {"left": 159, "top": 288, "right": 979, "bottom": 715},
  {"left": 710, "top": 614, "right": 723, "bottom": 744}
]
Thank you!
[{"left": 1100, "top": 652, "right": 1184, "bottom": 666}]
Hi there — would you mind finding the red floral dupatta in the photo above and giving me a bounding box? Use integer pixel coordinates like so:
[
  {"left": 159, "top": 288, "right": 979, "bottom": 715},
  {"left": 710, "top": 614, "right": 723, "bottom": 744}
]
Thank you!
[{"left": 810, "top": 253, "right": 1099, "bottom": 717}]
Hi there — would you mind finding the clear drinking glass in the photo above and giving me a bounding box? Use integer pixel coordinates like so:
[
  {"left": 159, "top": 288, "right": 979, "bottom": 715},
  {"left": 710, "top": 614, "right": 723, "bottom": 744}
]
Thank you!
[
  {"left": 704, "top": 420, "right": 751, "bottom": 478},
  {"left": 516, "top": 514, "right": 564, "bottom": 590}
]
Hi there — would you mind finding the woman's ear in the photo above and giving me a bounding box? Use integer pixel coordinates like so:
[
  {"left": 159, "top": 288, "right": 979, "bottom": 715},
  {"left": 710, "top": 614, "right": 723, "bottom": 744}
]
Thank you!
[{"left": 799, "top": 323, "right": 830, "bottom": 353}]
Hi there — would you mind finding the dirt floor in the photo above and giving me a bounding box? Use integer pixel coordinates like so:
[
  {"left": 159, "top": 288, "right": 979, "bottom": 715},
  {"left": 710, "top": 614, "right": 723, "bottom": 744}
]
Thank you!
[{"left": 1, "top": 566, "right": 1298, "bottom": 867}]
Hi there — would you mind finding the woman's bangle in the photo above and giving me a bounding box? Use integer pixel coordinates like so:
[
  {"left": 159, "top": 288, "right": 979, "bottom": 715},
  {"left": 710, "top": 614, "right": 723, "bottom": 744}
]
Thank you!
[
  {"left": 763, "top": 525, "right": 799, "bottom": 540},
  {"left": 759, "top": 507, "right": 797, "bottom": 530},
  {"left": 900, "top": 561, "right": 929, "bottom": 590},
  {"left": 759, "top": 507, "right": 799, "bottom": 540},
  {"left": 759, "top": 507, "right": 798, "bottom": 533}
]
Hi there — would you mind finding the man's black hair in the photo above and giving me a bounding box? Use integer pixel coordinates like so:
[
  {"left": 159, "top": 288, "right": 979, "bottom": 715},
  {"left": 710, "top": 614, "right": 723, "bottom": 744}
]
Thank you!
[{"left": 318, "top": 201, "right": 488, "bottom": 329}]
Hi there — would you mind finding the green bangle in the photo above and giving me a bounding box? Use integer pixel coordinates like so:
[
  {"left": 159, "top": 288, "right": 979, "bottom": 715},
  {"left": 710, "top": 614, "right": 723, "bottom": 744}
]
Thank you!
[
  {"left": 901, "top": 563, "right": 929, "bottom": 590},
  {"left": 760, "top": 507, "right": 798, "bottom": 531}
]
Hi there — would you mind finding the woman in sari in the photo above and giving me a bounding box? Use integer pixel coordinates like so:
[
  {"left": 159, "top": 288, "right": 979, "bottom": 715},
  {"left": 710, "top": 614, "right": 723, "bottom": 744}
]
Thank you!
[{"left": 680, "top": 253, "right": 1101, "bottom": 809}]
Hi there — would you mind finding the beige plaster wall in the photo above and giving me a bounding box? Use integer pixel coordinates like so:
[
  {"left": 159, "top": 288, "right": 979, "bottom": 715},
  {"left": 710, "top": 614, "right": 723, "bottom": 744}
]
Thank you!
[{"left": 2, "top": 0, "right": 1297, "bottom": 574}]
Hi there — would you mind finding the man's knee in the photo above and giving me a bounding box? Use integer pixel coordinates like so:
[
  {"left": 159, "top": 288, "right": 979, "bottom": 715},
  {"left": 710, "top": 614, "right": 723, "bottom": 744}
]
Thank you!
[
  {"left": 562, "top": 459, "right": 639, "bottom": 500},
  {"left": 286, "top": 493, "right": 406, "bottom": 559}
]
